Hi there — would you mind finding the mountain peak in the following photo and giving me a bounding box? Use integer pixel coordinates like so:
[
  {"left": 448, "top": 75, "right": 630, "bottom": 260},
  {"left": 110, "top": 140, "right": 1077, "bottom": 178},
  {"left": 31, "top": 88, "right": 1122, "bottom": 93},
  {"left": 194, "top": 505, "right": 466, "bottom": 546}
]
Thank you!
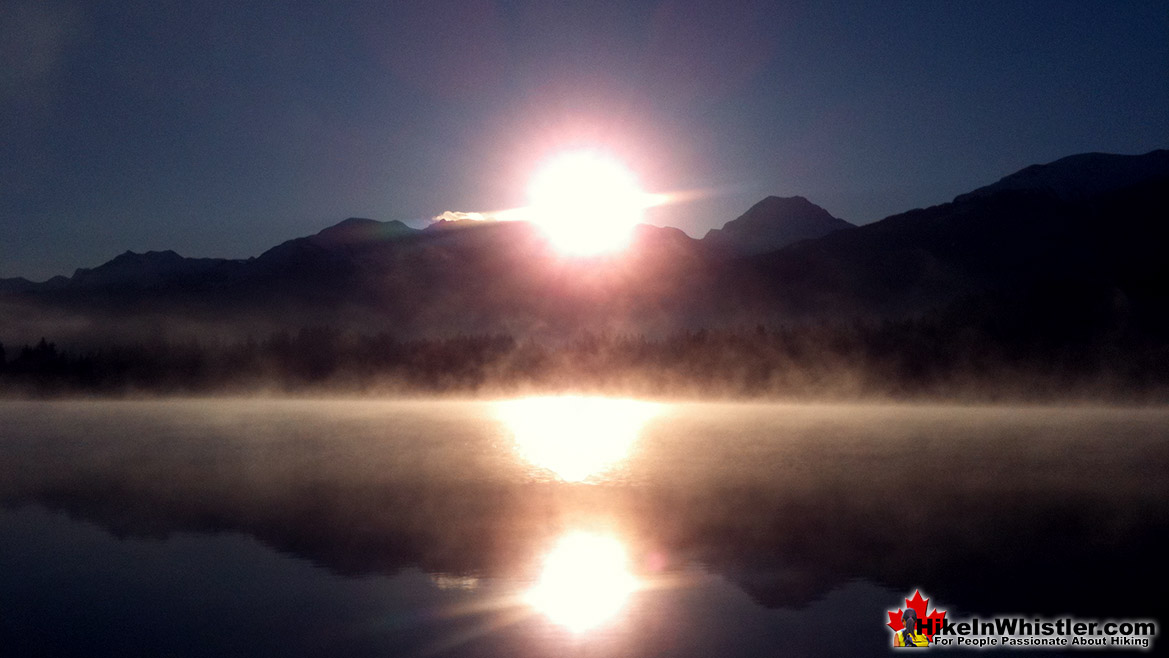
[
  {"left": 74, "top": 250, "right": 184, "bottom": 276},
  {"left": 330, "top": 217, "right": 381, "bottom": 230},
  {"left": 64, "top": 249, "right": 233, "bottom": 289},
  {"left": 311, "top": 217, "right": 417, "bottom": 246},
  {"left": 703, "top": 196, "right": 854, "bottom": 255}
]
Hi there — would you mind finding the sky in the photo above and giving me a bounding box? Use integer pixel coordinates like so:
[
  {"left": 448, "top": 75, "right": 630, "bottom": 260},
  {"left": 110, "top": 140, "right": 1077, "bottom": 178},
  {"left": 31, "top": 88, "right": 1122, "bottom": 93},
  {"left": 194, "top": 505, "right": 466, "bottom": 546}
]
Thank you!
[{"left": 2, "top": 0, "right": 1167, "bottom": 280}]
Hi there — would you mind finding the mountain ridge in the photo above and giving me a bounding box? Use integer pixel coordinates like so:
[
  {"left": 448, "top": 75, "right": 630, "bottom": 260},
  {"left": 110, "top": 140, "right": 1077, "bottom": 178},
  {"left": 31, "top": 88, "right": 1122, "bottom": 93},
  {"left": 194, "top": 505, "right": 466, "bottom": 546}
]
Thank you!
[
  {"left": 6, "top": 148, "right": 1164, "bottom": 289},
  {"left": 954, "top": 149, "right": 1169, "bottom": 204},
  {"left": 1, "top": 149, "right": 1166, "bottom": 345}
]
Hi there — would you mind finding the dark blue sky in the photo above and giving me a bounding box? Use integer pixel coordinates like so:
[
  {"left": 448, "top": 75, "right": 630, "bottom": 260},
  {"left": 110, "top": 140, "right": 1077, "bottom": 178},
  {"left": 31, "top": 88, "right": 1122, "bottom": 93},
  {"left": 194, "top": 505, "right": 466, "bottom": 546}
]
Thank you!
[{"left": 3, "top": 0, "right": 1166, "bottom": 280}]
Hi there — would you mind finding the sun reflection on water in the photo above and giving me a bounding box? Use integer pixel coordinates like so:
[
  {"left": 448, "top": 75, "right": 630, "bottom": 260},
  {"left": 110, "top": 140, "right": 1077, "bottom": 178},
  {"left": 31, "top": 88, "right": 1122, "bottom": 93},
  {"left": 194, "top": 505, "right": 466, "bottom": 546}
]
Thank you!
[
  {"left": 495, "top": 396, "right": 660, "bottom": 482},
  {"left": 526, "top": 531, "right": 639, "bottom": 633}
]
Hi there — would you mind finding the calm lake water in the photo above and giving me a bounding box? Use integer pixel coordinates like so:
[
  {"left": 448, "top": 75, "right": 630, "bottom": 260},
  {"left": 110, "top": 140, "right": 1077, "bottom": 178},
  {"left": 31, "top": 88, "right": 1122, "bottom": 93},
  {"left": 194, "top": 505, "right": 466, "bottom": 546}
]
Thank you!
[{"left": 1, "top": 399, "right": 1166, "bottom": 656}]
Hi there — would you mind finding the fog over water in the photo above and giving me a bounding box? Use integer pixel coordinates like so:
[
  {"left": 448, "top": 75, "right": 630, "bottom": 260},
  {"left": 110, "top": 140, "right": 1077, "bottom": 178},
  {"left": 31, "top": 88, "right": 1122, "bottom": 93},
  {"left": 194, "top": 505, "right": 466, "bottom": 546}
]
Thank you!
[{"left": 1, "top": 399, "right": 1165, "bottom": 656}]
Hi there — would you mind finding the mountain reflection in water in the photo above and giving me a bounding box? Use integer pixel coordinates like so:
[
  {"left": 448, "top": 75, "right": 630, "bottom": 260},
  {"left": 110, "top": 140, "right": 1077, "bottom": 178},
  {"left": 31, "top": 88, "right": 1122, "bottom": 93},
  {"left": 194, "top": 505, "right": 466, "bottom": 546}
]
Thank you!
[{"left": 1, "top": 399, "right": 1166, "bottom": 656}]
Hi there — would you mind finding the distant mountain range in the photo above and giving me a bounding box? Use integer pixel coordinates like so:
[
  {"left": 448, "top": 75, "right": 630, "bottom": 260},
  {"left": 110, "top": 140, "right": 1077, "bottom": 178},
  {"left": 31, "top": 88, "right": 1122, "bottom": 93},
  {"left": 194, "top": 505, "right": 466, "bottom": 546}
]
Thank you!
[{"left": 1, "top": 149, "right": 1167, "bottom": 349}]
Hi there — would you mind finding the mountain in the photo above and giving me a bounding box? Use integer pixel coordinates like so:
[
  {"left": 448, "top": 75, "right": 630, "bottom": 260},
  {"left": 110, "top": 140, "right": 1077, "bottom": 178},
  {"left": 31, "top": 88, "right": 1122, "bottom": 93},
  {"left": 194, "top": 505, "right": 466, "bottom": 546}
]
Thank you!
[
  {"left": 954, "top": 149, "right": 1169, "bottom": 203},
  {"left": 1, "top": 149, "right": 1167, "bottom": 355},
  {"left": 69, "top": 250, "right": 239, "bottom": 290},
  {"left": 745, "top": 149, "right": 1169, "bottom": 320},
  {"left": 702, "top": 195, "right": 854, "bottom": 255}
]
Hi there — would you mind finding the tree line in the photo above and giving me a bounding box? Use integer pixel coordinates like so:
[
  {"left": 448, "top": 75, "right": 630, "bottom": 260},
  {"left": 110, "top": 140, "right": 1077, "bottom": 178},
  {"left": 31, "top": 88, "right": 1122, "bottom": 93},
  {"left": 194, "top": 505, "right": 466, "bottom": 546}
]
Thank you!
[{"left": 2, "top": 308, "right": 1166, "bottom": 400}]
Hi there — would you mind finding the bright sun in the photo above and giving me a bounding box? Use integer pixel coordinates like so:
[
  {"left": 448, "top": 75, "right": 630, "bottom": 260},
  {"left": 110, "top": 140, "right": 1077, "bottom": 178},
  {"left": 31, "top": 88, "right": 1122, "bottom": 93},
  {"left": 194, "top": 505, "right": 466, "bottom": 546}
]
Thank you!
[
  {"left": 527, "top": 150, "right": 656, "bottom": 255},
  {"left": 526, "top": 531, "right": 638, "bottom": 633},
  {"left": 496, "top": 396, "right": 660, "bottom": 482}
]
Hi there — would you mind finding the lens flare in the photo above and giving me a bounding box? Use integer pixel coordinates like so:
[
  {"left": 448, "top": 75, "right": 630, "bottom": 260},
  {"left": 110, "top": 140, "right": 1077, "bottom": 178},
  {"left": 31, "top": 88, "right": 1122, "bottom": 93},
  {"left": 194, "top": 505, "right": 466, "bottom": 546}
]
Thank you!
[
  {"left": 526, "top": 531, "right": 638, "bottom": 633},
  {"left": 495, "top": 396, "right": 660, "bottom": 482}
]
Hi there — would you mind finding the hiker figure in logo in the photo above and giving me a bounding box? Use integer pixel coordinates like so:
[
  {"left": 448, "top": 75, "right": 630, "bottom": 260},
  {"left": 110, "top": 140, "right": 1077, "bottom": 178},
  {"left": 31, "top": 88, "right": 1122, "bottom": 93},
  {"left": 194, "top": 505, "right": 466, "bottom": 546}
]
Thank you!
[{"left": 895, "top": 608, "right": 929, "bottom": 647}]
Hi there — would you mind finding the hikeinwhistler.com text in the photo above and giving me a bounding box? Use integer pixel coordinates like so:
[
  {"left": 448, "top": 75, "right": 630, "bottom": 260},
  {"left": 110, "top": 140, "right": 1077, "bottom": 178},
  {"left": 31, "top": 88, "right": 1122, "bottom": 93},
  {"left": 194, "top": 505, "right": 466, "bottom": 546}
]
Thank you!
[{"left": 915, "top": 616, "right": 1157, "bottom": 650}]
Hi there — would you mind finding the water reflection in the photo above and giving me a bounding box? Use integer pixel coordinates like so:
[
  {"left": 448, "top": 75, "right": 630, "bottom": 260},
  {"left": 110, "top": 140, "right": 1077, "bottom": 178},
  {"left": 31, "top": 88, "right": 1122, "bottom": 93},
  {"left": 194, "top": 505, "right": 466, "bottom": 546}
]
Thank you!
[
  {"left": 496, "top": 396, "right": 660, "bottom": 482},
  {"left": 2, "top": 400, "right": 1167, "bottom": 655},
  {"left": 526, "top": 531, "right": 639, "bottom": 633}
]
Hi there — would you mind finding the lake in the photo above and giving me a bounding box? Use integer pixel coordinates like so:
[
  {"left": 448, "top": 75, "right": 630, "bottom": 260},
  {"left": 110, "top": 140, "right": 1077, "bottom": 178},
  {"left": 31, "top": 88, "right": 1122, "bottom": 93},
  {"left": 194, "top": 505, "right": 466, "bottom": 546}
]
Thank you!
[{"left": 1, "top": 399, "right": 1166, "bottom": 656}]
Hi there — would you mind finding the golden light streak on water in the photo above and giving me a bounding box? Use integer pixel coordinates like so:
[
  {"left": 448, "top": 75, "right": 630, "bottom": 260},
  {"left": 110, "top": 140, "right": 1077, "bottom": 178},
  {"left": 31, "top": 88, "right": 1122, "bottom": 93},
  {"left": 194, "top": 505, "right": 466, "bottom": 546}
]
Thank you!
[
  {"left": 525, "top": 531, "right": 639, "bottom": 633},
  {"left": 495, "top": 396, "right": 660, "bottom": 482}
]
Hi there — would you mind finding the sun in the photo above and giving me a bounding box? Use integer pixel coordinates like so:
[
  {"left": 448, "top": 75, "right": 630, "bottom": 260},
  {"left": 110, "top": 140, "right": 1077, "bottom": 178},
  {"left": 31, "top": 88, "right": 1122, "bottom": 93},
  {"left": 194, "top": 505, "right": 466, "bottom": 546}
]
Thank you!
[
  {"left": 495, "top": 396, "right": 660, "bottom": 482},
  {"left": 525, "top": 531, "right": 639, "bottom": 633},
  {"left": 526, "top": 150, "right": 657, "bottom": 255}
]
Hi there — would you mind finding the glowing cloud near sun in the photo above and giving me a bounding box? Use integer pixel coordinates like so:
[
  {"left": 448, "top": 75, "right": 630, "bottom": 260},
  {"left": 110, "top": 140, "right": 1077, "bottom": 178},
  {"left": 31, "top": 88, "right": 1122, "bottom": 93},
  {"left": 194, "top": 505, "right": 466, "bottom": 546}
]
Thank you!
[{"left": 525, "top": 150, "right": 661, "bottom": 255}]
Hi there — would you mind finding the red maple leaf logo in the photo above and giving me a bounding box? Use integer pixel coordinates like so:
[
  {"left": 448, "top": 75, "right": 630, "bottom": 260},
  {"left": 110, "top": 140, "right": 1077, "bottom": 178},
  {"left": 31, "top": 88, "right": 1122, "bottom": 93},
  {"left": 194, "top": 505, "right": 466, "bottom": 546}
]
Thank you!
[{"left": 887, "top": 590, "right": 947, "bottom": 642}]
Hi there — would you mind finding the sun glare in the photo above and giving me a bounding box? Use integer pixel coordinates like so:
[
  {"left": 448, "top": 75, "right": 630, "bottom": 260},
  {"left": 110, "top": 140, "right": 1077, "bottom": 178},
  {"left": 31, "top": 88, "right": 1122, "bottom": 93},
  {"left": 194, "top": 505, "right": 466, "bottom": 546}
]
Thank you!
[
  {"left": 526, "top": 151, "right": 658, "bottom": 255},
  {"left": 526, "top": 531, "right": 639, "bottom": 633},
  {"left": 495, "top": 396, "right": 660, "bottom": 482}
]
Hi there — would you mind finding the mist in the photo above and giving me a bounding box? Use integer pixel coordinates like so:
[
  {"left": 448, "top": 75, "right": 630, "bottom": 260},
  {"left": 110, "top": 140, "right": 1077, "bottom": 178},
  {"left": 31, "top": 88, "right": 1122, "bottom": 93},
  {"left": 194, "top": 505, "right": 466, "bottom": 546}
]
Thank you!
[
  {"left": 3, "top": 316, "right": 1167, "bottom": 403},
  {"left": 3, "top": 399, "right": 1166, "bottom": 616}
]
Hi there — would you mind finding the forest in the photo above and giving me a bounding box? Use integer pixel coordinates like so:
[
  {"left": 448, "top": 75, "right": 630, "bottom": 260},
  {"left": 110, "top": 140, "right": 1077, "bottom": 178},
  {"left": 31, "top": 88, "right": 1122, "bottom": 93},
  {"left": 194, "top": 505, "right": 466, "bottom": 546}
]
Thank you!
[{"left": 3, "top": 294, "right": 1166, "bottom": 401}]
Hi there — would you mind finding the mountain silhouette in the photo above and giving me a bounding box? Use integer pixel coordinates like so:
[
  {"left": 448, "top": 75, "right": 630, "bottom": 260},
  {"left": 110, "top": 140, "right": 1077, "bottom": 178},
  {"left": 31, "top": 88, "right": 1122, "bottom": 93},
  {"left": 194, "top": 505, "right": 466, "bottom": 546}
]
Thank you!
[
  {"left": 702, "top": 195, "right": 854, "bottom": 255},
  {"left": 954, "top": 150, "right": 1169, "bottom": 203},
  {"left": 1, "top": 149, "right": 1166, "bottom": 361},
  {"left": 746, "top": 149, "right": 1169, "bottom": 320}
]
